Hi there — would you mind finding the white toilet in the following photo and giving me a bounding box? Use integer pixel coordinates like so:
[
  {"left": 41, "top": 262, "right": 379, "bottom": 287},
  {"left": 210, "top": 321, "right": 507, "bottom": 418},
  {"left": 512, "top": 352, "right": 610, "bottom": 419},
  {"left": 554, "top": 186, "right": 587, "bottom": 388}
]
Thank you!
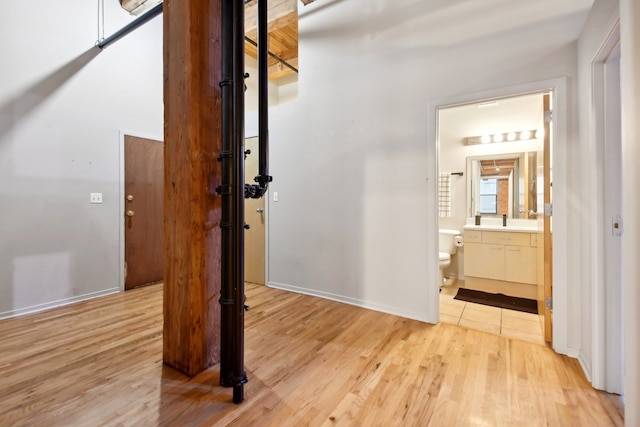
[{"left": 439, "top": 229, "right": 462, "bottom": 287}]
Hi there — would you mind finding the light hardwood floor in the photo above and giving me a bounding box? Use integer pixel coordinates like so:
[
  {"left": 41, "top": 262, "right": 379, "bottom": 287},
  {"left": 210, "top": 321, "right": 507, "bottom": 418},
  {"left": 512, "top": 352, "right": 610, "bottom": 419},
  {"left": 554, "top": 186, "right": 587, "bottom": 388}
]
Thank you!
[{"left": 0, "top": 283, "right": 623, "bottom": 426}]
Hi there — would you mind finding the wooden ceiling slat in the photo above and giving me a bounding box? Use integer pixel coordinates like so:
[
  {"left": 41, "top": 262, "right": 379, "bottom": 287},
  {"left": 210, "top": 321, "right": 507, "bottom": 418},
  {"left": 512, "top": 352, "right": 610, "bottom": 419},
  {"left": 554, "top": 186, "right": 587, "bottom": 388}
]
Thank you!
[
  {"left": 244, "top": 0, "right": 300, "bottom": 80},
  {"left": 245, "top": 0, "right": 297, "bottom": 35},
  {"left": 479, "top": 159, "right": 516, "bottom": 177},
  {"left": 245, "top": 7, "right": 298, "bottom": 80}
]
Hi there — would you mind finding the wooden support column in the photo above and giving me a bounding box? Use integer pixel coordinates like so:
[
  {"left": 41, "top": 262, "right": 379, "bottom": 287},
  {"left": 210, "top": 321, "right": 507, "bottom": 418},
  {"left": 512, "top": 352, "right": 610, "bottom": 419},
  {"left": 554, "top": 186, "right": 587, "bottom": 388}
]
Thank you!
[{"left": 163, "top": 0, "right": 222, "bottom": 377}]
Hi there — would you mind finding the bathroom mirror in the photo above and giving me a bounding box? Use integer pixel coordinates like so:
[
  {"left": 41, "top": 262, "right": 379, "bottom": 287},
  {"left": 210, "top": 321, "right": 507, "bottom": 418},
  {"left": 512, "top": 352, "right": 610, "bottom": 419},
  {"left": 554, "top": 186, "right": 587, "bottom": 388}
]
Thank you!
[{"left": 466, "top": 152, "right": 540, "bottom": 219}]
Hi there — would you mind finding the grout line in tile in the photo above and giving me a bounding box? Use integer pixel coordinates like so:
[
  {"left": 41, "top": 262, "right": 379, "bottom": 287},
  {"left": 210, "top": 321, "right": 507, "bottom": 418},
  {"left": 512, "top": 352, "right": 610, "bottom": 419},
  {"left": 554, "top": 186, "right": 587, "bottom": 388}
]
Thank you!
[{"left": 440, "top": 294, "right": 544, "bottom": 341}]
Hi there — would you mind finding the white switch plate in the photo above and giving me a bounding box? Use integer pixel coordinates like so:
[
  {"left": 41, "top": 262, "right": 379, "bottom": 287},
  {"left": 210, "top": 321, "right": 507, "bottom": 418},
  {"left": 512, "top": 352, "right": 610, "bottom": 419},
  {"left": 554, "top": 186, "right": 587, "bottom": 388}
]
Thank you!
[
  {"left": 90, "top": 193, "right": 103, "bottom": 204},
  {"left": 273, "top": 191, "right": 279, "bottom": 202}
]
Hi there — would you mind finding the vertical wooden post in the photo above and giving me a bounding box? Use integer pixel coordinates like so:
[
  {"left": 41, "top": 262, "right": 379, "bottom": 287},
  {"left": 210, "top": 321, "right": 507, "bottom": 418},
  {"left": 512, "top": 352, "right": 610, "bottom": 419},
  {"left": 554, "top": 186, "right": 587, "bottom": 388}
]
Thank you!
[{"left": 163, "top": 0, "right": 222, "bottom": 376}]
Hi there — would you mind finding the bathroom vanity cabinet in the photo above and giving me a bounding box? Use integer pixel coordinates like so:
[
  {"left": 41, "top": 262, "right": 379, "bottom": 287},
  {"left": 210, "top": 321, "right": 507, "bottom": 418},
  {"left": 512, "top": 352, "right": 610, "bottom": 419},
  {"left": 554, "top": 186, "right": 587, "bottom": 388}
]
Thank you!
[{"left": 463, "top": 229, "right": 538, "bottom": 299}]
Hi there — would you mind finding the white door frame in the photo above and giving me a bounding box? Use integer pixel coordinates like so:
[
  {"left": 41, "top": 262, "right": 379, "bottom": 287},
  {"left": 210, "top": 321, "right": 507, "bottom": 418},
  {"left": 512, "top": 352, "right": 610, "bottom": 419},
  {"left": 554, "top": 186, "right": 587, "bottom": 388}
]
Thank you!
[
  {"left": 590, "top": 21, "right": 624, "bottom": 394},
  {"left": 427, "top": 77, "right": 571, "bottom": 355}
]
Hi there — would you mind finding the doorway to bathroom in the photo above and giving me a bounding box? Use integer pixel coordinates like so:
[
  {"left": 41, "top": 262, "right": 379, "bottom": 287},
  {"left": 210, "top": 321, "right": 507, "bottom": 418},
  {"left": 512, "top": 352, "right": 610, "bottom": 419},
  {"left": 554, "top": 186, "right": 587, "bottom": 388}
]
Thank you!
[{"left": 436, "top": 91, "right": 552, "bottom": 346}]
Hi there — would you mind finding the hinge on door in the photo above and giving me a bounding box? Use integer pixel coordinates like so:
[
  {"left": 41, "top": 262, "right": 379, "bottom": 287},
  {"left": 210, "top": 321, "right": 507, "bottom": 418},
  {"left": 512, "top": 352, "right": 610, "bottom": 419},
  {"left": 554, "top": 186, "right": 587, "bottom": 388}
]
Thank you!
[
  {"left": 544, "top": 110, "right": 553, "bottom": 124},
  {"left": 544, "top": 203, "right": 553, "bottom": 216},
  {"left": 545, "top": 296, "right": 553, "bottom": 310}
]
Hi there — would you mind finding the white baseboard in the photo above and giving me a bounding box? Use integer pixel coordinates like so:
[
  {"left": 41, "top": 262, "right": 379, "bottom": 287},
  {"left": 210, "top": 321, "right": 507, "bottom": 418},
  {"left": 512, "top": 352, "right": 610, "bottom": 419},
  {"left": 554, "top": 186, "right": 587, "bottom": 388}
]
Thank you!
[
  {"left": 0, "top": 288, "right": 121, "bottom": 320},
  {"left": 576, "top": 350, "right": 593, "bottom": 383},
  {"left": 268, "top": 281, "right": 429, "bottom": 323}
]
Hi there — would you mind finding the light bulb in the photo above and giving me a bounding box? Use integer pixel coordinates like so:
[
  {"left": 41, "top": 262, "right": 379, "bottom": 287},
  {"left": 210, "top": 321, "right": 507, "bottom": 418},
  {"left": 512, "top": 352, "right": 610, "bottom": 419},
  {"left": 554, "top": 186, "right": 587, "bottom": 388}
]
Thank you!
[
  {"left": 493, "top": 133, "right": 504, "bottom": 143},
  {"left": 507, "top": 132, "right": 516, "bottom": 141},
  {"left": 520, "top": 130, "right": 531, "bottom": 140},
  {"left": 481, "top": 135, "right": 491, "bottom": 144}
]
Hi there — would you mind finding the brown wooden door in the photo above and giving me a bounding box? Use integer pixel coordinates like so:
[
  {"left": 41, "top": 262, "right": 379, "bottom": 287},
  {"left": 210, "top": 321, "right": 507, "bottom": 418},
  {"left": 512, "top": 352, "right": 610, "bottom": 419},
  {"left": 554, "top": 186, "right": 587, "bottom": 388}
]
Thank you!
[
  {"left": 244, "top": 137, "right": 266, "bottom": 285},
  {"left": 542, "top": 94, "right": 553, "bottom": 343},
  {"left": 124, "top": 135, "right": 164, "bottom": 290}
]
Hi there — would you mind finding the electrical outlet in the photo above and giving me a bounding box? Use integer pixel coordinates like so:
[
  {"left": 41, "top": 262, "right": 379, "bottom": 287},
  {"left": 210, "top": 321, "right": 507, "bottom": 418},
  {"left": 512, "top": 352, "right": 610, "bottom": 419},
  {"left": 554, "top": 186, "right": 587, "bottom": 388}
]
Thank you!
[{"left": 90, "top": 193, "right": 103, "bottom": 204}]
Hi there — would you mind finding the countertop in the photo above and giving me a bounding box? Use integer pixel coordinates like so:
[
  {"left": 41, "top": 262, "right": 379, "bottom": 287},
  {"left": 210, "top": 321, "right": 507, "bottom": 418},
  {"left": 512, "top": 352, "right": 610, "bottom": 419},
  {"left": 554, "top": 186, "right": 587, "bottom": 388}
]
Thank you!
[{"left": 462, "top": 224, "right": 539, "bottom": 233}]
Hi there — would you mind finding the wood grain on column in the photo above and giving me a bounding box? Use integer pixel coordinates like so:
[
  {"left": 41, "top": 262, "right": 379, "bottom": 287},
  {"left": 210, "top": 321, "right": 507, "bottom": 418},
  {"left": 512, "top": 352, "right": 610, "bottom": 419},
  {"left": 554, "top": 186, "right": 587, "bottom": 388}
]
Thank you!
[{"left": 163, "top": 0, "right": 222, "bottom": 377}]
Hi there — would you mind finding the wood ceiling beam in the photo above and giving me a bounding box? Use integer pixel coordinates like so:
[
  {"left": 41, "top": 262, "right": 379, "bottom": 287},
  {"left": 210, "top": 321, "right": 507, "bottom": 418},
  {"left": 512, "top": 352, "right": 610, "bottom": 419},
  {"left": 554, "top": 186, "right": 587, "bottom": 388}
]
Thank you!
[
  {"left": 244, "top": 0, "right": 299, "bottom": 81},
  {"left": 245, "top": 0, "right": 297, "bottom": 35},
  {"left": 268, "top": 58, "right": 298, "bottom": 79},
  {"left": 120, "top": 0, "right": 138, "bottom": 10},
  {"left": 245, "top": 40, "right": 298, "bottom": 79},
  {"left": 244, "top": 12, "right": 298, "bottom": 41},
  {"left": 119, "top": 0, "right": 161, "bottom": 14}
]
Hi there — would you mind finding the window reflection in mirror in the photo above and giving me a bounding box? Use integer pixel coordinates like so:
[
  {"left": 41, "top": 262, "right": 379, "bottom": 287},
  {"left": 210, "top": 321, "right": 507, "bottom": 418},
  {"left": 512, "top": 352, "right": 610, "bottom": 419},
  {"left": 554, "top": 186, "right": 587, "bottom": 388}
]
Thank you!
[{"left": 467, "top": 152, "right": 541, "bottom": 219}]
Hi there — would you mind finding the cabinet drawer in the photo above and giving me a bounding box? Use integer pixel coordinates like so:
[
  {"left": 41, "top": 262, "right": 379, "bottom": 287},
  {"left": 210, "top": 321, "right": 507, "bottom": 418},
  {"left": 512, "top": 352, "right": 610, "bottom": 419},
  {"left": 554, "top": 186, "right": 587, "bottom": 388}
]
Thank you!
[
  {"left": 464, "top": 230, "right": 482, "bottom": 243},
  {"left": 482, "top": 231, "right": 530, "bottom": 247}
]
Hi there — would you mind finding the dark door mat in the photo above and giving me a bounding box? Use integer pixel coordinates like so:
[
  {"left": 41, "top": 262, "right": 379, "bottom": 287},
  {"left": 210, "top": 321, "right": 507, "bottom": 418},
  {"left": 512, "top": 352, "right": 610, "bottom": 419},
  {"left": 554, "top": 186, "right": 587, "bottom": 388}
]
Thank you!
[{"left": 453, "top": 288, "right": 538, "bottom": 314}]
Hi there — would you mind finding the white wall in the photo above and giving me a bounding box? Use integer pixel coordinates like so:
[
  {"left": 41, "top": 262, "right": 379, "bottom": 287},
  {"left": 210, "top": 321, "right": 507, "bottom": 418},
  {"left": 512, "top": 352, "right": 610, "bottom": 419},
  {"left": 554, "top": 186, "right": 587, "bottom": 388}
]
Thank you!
[
  {"left": 575, "top": 0, "right": 620, "bottom": 387},
  {"left": 265, "top": 0, "right": 588, "bottom": 323},
  {"left": 244, "top": 57, "right": 298, "bottom": 117},
  {"left": 0, "top": 1, "right": 163, "bottom": 317}
]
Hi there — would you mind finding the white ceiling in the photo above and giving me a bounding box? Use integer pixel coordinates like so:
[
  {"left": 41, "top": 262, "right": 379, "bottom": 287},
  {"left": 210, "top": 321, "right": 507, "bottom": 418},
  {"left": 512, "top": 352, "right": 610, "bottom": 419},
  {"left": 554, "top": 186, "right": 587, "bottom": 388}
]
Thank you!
[
  {"left": 301, "top": 0, "right": 594, "bottom": 49},
  {"left": 439, "top": 93, "right": 544, "bottom": 141}
]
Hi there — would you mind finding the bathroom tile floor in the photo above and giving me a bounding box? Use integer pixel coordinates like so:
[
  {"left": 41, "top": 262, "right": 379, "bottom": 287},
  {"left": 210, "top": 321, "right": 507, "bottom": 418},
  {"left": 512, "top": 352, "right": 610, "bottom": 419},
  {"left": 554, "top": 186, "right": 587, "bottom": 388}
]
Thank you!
[{"left": 439, "top": 283, "right": 546, "bottom": 345}]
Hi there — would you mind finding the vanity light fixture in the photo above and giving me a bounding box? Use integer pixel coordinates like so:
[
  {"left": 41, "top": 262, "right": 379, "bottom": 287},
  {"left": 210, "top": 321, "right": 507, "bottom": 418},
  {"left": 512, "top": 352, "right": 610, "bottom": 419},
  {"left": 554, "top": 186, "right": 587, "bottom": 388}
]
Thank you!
[{"left": 463, "top": 129, "right": 539, "bottom": 146}]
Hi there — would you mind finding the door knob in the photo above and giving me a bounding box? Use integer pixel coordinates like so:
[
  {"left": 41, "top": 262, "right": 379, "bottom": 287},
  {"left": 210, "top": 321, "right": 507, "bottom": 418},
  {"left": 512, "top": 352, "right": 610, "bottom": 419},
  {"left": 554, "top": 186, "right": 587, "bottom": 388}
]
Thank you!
[
  {"left": 256, "top": 208, "right": 264, "bottom": 213},
  {"left": 126, "top": 210, "right": 135, "bottom": 217},
  {"left": 126, "top": 195, "right": 134, "bottom": 202}
]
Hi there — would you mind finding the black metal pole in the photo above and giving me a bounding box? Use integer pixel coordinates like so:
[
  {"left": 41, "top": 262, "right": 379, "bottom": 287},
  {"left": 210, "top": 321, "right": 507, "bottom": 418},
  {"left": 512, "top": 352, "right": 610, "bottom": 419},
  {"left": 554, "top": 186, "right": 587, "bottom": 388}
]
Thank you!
[
  {"left": 96, "top": 2, "right": 163, "bottom": 50},
  {"left": 219, "top": 0, "right": 247, "bottom": 402},
  {"left": 257, "top": 0, "right": 269, "bottom": 190},
  {"left": 244, "top": 0, "right": 272, "bottom": 201},
  {"left": 231, "top": 0, "right": 248, "bottom": 405},
  {"left": 219, "top": 0, "right": 235, "bottom": 390}
]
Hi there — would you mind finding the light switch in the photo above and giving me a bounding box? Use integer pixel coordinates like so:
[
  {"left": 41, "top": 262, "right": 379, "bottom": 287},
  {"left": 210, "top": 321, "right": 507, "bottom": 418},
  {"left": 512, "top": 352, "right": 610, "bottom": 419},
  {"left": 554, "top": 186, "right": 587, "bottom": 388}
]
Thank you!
[
  {"left": 273, "top": 191, "right": 279, "bottom": 202},
  {"left": 90, "top": 193, "right": 103, "bottom": 204}
]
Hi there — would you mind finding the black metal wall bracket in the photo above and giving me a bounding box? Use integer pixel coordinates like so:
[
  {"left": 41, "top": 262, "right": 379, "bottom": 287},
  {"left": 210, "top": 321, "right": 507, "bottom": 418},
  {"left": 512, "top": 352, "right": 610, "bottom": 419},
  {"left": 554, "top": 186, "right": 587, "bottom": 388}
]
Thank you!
[
  {"left": 244, "top": 184, "right": 264, "bottom": 199},
  {"left": 254, "top": 175, "right": 273, "bottom": 184},
  {"left": 216, "top": 185, "right": 232, "bottom": 195}
]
